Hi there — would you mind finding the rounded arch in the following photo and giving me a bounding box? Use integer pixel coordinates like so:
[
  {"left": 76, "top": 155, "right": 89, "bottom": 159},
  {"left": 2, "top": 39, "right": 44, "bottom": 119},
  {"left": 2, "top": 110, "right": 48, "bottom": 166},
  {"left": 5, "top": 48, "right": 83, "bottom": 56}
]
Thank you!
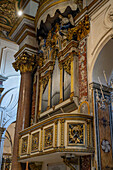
[{"left": 89, "top": 29, "right": 113, "bottom": 84}]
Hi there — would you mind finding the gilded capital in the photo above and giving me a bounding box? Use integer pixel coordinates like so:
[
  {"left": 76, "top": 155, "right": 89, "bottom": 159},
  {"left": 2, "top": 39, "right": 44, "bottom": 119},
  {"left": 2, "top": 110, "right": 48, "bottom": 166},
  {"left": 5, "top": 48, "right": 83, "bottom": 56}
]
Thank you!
[{"left": 13, "top": 52, "right": 37, "bottom": 73}]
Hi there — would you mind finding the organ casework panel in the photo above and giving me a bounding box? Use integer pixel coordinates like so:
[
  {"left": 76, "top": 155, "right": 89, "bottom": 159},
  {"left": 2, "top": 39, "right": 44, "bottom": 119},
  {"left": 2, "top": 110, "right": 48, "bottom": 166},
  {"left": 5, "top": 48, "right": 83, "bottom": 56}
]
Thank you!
[{"left": 30, "top": 12, "right": 90, "bottom": 123}]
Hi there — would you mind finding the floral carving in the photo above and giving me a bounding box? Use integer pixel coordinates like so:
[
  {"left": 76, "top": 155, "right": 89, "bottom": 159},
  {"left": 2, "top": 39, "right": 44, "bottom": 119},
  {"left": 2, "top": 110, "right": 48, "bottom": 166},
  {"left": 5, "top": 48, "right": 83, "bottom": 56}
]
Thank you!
[{"left": 101, "top": 140, "right": 111, "bottom": 153}]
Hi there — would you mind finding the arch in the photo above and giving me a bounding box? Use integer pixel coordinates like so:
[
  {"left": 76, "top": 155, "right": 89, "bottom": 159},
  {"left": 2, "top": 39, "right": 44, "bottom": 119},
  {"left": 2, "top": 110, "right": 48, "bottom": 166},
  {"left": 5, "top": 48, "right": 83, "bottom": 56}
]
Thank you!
[{"left": 89, "top": 29, "right": 113, "bottom": 84}]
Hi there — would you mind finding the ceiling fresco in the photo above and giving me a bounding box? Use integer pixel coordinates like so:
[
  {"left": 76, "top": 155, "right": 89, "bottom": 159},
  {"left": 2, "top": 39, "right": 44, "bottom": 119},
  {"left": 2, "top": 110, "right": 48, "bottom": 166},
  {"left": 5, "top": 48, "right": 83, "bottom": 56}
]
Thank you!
[{"left": 0, "top": 0, "right": 27, "bottom": 38}]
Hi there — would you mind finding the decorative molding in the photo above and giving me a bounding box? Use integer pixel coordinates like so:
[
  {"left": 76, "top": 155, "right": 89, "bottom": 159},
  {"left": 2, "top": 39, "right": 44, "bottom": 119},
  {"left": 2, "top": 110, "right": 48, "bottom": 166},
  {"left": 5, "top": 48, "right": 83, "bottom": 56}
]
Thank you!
[
  {"left": 60, "top": 119, "right": 65, "bottom": 147},
  {"left": 14, "top": 44, "right": 38, "bottom": 59},
  {"left": 78, "top": 101, "right": 90, "bottom": 115},
  {"left": 54, "top": 120, "right": 58, "bottom": 148},
  {"left": 19, "top": 113, "right": 93, "bottom": 135},
  {"left": 9, "top": 14, "right": 35, "bottom": 37},
  {"left": 17, "top": 31, "right": 36, "bottom": 45}
]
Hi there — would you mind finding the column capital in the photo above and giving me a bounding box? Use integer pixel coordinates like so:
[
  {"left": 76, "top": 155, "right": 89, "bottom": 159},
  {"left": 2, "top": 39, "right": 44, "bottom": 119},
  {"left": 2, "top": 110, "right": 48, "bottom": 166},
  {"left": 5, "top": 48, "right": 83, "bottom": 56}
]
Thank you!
[{"left": 13, "top": 52, "right": 37, "bottom": 73}]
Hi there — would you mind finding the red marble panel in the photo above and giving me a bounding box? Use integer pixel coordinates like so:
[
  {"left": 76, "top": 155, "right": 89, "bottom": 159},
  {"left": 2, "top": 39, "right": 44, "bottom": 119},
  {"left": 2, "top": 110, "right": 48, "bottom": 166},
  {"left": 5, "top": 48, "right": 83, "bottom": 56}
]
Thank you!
[{"left": 78, "top": 38, "right": 88, "bottom": 102}]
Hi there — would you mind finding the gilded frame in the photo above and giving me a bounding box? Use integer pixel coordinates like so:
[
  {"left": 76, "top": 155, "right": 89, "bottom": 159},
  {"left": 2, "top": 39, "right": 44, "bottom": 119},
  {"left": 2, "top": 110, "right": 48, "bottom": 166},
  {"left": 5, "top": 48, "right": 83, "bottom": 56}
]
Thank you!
[
  {"left": 30, "top": 129, "right": 41, "bottom": 153},
  {"left": 67, "top": 122, "right": 85, "bottom": 146},
  {"left": 44, "top": 125, "right": 54, "bottom": 150},
  {"left": 21, "top": 134, "right": 29, "bottom": 156}
]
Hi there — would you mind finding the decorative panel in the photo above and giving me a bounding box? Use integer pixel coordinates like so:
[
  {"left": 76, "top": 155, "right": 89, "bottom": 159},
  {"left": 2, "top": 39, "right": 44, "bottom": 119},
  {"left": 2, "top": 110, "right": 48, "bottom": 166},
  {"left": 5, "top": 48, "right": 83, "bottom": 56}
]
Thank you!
[
  {"left": 19, "top": 114, "right": 94, "bottom": 158},
  {"left": 95, "top": 92, "right": 113, "bottom": 170},
  {"left": 21, "top": 136, "right": 28, "bottom": 155},
  {"left": 31, "top": 132, "right": 39, "bottom": 152},
  {"left": 44, "top": 126, "right": 53, "bottom": 149},
  {"left": 68, "top": 123, "right": 85, "bottom": 146},
  {"left": 97, "top": 103, "right": 112, "bottom": 169}
]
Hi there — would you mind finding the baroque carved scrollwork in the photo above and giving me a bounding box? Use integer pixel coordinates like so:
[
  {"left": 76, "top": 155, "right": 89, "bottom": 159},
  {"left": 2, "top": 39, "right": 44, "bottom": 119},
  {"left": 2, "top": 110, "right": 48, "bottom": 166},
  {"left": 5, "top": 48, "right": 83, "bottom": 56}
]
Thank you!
[
  {"left": 67, "top": 15, "right": 90, "bottom": 41},
  {"left": 63, "top": 58, "right": 71, "bottom": 75},
  {"left": 68, "top": 124, "right": 84, "bottom": 145}
]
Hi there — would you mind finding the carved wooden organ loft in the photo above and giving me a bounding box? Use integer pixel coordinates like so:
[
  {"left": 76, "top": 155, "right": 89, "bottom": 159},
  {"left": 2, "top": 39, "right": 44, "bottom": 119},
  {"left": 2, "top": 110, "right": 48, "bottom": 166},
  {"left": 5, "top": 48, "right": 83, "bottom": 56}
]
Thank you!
[
  {"left": 31, "top": 11, "right": 90, "bottom": 124},
  {"left": 15, "top": 5, "right": 94, "bottom": 162}
]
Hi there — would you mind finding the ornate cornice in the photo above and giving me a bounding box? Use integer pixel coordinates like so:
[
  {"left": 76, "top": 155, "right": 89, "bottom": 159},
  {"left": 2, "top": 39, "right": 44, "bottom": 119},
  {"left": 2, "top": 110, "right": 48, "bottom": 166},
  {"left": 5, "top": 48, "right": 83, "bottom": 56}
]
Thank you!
[
  {"left": 12, "top": 52, "right": 38, "bottom": 73},
  {"left": 9, "top": 14, "right": 35, "bottom": 37},
  {"left": 14, "top": 44, "right": 37, "bottom": 59}
]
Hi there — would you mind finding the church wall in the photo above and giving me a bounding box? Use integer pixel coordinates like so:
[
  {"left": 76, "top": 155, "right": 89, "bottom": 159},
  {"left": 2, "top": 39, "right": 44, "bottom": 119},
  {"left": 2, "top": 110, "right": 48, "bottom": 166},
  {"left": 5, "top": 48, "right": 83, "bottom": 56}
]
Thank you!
[{"left": 87, "top": 0, "right": 113, "bottom": 84}]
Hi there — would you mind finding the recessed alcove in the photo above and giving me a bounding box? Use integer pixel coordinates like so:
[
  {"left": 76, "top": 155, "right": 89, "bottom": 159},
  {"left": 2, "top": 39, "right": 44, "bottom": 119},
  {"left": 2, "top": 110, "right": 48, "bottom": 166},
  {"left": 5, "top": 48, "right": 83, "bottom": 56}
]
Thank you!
[{"left": 92, "top": 39, "right": 113, "bottom": 86}]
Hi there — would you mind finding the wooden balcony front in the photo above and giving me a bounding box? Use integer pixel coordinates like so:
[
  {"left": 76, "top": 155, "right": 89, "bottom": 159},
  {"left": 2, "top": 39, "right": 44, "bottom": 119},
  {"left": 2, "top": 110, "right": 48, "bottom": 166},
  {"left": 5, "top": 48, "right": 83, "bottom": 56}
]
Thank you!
[{"left": 18, "top": 113, "right": 94, "bottom": 162}]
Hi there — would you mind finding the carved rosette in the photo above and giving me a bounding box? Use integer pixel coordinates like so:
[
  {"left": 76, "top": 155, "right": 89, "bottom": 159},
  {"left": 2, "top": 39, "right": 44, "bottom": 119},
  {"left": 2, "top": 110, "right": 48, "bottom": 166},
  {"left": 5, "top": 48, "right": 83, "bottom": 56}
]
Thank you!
[{"left": 13, "top": 52, "right": 37, "bottom": 73}]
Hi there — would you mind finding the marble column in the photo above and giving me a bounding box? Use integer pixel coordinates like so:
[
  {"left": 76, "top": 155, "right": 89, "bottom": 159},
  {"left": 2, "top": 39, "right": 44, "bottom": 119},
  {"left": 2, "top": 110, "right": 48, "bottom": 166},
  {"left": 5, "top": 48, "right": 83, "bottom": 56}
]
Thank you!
[{"left": 12, "top": 52, "right": 36, "bottom": 170}]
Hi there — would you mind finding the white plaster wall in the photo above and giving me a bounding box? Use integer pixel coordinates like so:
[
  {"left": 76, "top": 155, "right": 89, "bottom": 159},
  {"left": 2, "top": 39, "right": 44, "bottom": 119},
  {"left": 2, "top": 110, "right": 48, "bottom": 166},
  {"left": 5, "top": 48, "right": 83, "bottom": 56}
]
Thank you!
[
  {"left": 0, "top": 37, "right": 20, "bottom": 169},
  {"left": 0, "top": 37, "right": 20, "bottom": 128},
  {"left": 87, "top": 0, "right": 113, "bottom": 84},
  {"left": 24, "top": 0, "right": 39, "bottom": 17}
]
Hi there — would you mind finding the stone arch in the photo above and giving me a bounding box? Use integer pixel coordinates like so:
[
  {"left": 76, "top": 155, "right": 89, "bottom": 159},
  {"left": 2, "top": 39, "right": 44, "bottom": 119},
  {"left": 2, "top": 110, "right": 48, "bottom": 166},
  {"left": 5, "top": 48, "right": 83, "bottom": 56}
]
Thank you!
[{"left": 90, "top": 29, "right": 113, "bottom": 84}]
